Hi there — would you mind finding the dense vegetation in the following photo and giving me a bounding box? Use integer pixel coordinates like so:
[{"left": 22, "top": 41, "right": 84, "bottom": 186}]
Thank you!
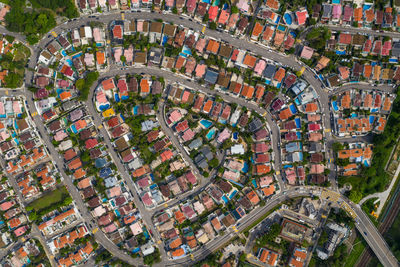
[
  {"left": 340, "top": 89, "right": 400, "bottom": 202},
  {"left": 305, "top": 26, "right": 331, "bottom": 52},
  {"left": 75, "top": 71, "right": 99, "bottom": 101},
  {"left": 4, "top": 0, "right": 56, "bottom": 44},
  {"left": 29, "top": 0, "right": 79, "bottom": 18}
]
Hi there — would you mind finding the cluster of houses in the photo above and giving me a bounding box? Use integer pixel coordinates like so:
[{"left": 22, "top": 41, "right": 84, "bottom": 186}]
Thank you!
[
  {"left": 95, "top": 75, "right": 200, "bottom": 210},
  {"left": 2, "top": 240, "right": 44, "bottom": 267},
  {"left": 337, "top": 142, "right": 373, "bottom": 176},
  {"left": 35, "top": 25, "right": 108, "bottom": 92},
  {"left": 35, "top": 78, "right": 154, "bottom": 253},
  {"left": 315, "top": 3, "right": 398, "bottom": 29},
  {"left": 153, "top": 178, "right": 271, "bottom": 259},
  {"left": 0, "top": 176, "right": 28, "bottom": 242},
  {"left": 332, "top": 89, "right": 394, "bottom": 136},
  {"left": 47, "top": 224, "right": 95, "bottom": 266},
  {"left": 269, "top": 83, "right": 328, "bottom": 185},
  {"left": 0, "top": 98, "right": 57, "bottom": 200}
]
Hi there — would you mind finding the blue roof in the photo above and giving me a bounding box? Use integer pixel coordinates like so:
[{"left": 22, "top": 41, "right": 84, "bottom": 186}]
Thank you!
[
  {"left": 204, "top": 69, "right": 219, "bottom": 84},
  {"left": 95, "top": 158, "right": 107, "bottom": 168},
  {"left": 99, "top": 167, "right": 112, "bottom": 178}
]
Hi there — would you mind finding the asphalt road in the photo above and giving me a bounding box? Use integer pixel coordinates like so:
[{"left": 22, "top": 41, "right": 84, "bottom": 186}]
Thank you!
[{"left": 0, "top": 11, "right": 398, "bottom": 267}]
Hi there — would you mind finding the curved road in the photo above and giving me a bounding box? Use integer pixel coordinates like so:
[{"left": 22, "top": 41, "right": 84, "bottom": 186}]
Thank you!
[{"left": 1, "top": 10, "right": 398, "bottom": 267}]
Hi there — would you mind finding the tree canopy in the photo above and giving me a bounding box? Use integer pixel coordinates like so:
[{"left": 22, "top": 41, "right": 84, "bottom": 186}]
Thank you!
[{"left": 305, "top": 26, "right": 331, "bottom": 52}]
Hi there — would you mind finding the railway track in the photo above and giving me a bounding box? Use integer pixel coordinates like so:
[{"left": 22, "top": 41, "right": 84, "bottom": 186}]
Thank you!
[{"left": 357, "top": 188, "right": 400, "bottom": 267}]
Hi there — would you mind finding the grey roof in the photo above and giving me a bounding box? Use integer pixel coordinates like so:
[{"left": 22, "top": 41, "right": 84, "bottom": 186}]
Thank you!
[
  {"left": 204, "top": 68, "right": 219, "bottom": 84},
  {"left": 248, "top": 118, "right": 263, "bottom": 133},
  {"left": 195, "top": 154, "right": 208, "bottom": 169},
  {"left": 62, "top": 100, "right": 78, "bottom": 111},
  {"left": 188, "top": 138, "right": 203, "bottom": 150},
  {"left": 200, "top": 146, "right": 213, "bottom": 161},
  {"left": 322, "top": 4, "right": 332, "bottom": 18},
  {"left": 149, "top": 47, "right": 163, "bottom": 64},
  {"left": 104, "top": 177, "right": 118, "bottom": 188},
  {"left": 263, "top": 64, "right": 276, "bottom": 79},
  {"left": 309, "top": 142, "right": 322, "bottom": 152},
  {"left": 392, "top": 42, "right": 400, "bottom": 57}
]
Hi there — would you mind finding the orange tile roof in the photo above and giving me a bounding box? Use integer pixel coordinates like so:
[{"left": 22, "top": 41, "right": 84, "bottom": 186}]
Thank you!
[
  {"left": 305, "top": 102, "right": 318, "bottom": 113},
  {"left": 243, "top": 54, "right": 257, "bottom": 68},
  {"left": 68, "top": 158, "right": 82, "bottom": 170},
  {"left": 60, "top": 91, "right": 72, "bottom": 101},
  {"left": 354, "top": 7, "right": 362, "bottom": 22},
  {"left": 96, "top": 51, "right": 105, "bottom": 65},
  {"left": 274, "top": 68, "right": 285, "bottom": 82},
  {"left": 206, "top": 39, "right": 220, "bottom": 54},
  {"left": 171, "top": 248, "right": 185, "bottom": 257},
  {"left": 246, "top": 190, "right": 260, "bottom": 204},
  {"left": 261, "top": 185, "right": 275, "bottom": 196},
  {"left": 252, "top": 22, "right": 263, "bottom": 38},
  {"left": 383, "top": 96, "right": 392, "bottom": 111},
  {"left": 266, "top": 0, "right": 279, "bottom": 9},
  {"left": 364, "top": 65, "right": 372, "bottom": 79},
  {"left": 343, "top": 163, "right": 357, "bottom": 170},
  {"left": 169, "top": 237, "right": 183, "bottom": 249},
  {"left": 174, "top": 210, "right": 186, "bottom": 224},
  {"left": 203, "top": 99, "right": 213, "bottom": 113},
  {"left": 341, "top": 92, "right": 351, "bottom": 109},
  {"left": 140, "top": 79, "right": 150, "bottom": 93},
  {"left": 279, "top": 108, "right": 292, "bottom": 120},
  {"left": 241, "top": 85, "right": 254, "bottom": 99},
  {"left": 263, "top": 27, "right": 274, "bottom": 41}
]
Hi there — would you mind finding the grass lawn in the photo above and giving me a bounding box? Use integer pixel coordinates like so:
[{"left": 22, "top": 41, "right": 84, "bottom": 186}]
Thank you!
[
  {"left": 344, "top": 236, "right": 366, "bottom": 267},
  {"left": 28, "top": 186, "right": 70, "bottom": 212}
]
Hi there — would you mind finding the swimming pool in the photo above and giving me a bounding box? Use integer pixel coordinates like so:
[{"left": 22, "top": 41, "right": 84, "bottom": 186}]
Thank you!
[
  {"left": 295, "top": 118, "right": 301, "bottom": 128},
  {"left": 284, "top": 13, "right": 292, "bottom": 25},
  {"left": 70, "top": 124, "right": 78, "bottom": 134},
  {"left": 351, "top": 113, "right": 358, "bottom": 118},
  {"left": 114, "top": 93, "right": 120, "bottom": 102},
  {"left": 233, "top": 132, "right": 238, "bottom": 140},
  {"left": 99, "top": 104, "right": 110, "bottom": 111},
  {"left": 200, "top": 119, "right": 212, "bottom": 129},
  {"left": 289, "top": 104, "right": 297, "bottom": 114},
  {"left": 206, "top": 128, "right": 216, "bottom": 140},
  {"left": 133, "top": 106, "right": 139, "bottom": 115},
  {"left": 229, "top": 189, "right": 238, "bottom": 199},
  {"left": 72, "top": 52, "right": 82, "bottom": 59},
  {"left": 66, "top": 59, "right": 73, "bottom": 66},
  {"left": 277, "top": 25, "right": 286, "bottom": 32},
  {"left": 332, "top": 101, "right": 339, "bottom": 111},
  {"left": 221, "top": 195, "right": 228, "bottom": 204},
  {"left": 242, "top": 162, "right": 249, "bottom": 173},
  {"left": 212, "top": 0, "right": 219, "bottom": 6},
  {"left": 369, "top": 115, "right": 375, "bottom": 124}
]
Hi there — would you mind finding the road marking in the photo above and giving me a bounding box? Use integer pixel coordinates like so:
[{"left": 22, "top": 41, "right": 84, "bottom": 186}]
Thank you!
[
  {"left": 164, "top": 203, "right": 168, "bottom": 208},
  {"left": 202, "top": 26, "right": 206, "bottom": 33},
  {"left": 190, "top": 254, "right": 195, "bottom": 260},
  {"left": 275, "top": 171, "right": 280, "bottom": 175},
  {"left": 98, "top": 124, "right": 103, "bottom": 129},
  {"left": 51, "top": 31, "right": 58, "bottom": 37},
  {"left": 157, "top": 240, "right": 162, "bottom": 244},
  {"left": 5, "top": 90, "right": 8, "bottom": 95},
  {"left": 325, "top": 128, "right": 331, "bottom": 133},
  {"left": 92, "top": 227, "right": 98, "bottom": 234},
  {"left": 121, "top": 13, "right": 125, "bottom": 20}
]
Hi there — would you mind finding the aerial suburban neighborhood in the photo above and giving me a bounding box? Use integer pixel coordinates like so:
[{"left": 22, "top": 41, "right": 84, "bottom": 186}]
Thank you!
[{"left": 0, "top": 0, "right": 399, "bottom": 266}]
